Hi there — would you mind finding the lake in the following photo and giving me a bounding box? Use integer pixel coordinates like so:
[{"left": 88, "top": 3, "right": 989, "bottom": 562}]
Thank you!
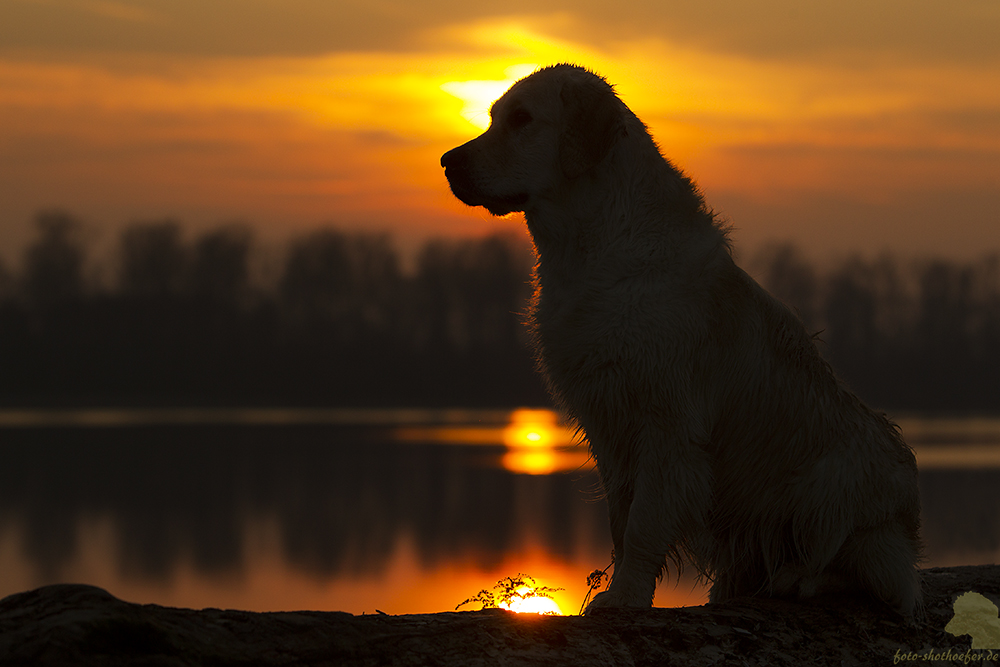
[{"left": 0, "top": 408, "right": 998, "bottom": 616}]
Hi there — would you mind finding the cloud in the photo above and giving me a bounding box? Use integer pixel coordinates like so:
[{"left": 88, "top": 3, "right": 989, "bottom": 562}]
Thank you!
[
  {"left": 1, "top": 0, "right": 998, "bottom": 66},
  {"left": 71, "top": 0, "right": 163, "bottom": 24},
  {"left": 0, "top": 11, "right": 997, "bottom": 258}
]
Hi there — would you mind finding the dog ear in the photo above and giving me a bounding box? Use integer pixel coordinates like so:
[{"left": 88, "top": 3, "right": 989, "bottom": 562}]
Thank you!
[{"left": 558, "top": 76, "right": 623, "bottom": 179}]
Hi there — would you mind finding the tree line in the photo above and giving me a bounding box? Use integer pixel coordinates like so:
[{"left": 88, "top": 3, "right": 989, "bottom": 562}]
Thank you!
[
  {"left": 751, "top": 244, "right": 1000, "bottom": 412},
  {"left": 0, "top": 210, "right": 996, "bottom": 411}
]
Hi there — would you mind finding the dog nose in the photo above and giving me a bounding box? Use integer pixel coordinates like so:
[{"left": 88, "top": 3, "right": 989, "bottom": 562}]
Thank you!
[{"left": 440, "top": 146, "right": 466, "bottom": 169}]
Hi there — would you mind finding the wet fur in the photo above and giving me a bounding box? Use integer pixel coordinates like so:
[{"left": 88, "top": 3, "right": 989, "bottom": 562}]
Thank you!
[{"left": 441, "top": 64, "right": 923, "bottom": 617}]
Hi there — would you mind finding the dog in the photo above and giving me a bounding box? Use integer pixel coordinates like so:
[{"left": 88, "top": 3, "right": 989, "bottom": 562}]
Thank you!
[{"left": 441, "top": 64, "right": 922, "bottom": 618}]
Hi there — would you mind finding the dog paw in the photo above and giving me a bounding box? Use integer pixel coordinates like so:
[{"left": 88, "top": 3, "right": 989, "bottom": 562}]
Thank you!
[{"left": 583, "top": 588, "right": 651, "bottom": 614}]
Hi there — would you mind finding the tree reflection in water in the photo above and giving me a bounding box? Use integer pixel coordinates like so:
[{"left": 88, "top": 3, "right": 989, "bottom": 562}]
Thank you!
[{"left": 0, "top": 411, "right": 997, "bottom": 613}]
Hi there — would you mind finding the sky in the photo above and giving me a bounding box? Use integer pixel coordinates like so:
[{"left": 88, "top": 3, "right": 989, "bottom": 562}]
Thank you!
[{"left": 1, "top": 0, "right": 998, "bottom": 266}]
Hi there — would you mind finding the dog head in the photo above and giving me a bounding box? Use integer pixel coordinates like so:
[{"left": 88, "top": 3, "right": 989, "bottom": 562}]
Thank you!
[{"left": 440, "top": 64, "right": 625, "bottom": 216}]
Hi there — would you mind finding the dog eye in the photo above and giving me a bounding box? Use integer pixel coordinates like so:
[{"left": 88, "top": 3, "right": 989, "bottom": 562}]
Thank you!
[{"left": 507, "top": 109, "right": 532, "bottom": 129}]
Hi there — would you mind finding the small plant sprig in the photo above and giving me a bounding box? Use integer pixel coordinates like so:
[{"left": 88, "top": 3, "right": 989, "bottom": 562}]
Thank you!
[
  {"left": 579, "top": 554, "right": 614, "bottom": 614},
  {"left": 455, "top": 573, "right": 562, "bottom": 612}
]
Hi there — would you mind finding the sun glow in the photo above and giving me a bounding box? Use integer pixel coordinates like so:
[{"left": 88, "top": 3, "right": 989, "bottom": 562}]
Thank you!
[
  {"left": 502, "top": 408, "right": 568, "bottom": 448},
  {"left": 441, "top": 64, "right": 539, "bottom": 130},
  {"left": 498, "top": 586, "right": 563, "bottom": 615}
]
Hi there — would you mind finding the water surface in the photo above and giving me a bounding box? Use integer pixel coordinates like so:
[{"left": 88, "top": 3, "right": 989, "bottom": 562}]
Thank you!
[{"left": 0, "top": 409, "right": 996, "bottom": 614}]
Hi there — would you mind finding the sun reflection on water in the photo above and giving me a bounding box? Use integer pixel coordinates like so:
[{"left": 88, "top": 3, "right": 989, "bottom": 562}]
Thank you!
[{"left": 392, "top": 408, "right": 590, "bottom": 475}]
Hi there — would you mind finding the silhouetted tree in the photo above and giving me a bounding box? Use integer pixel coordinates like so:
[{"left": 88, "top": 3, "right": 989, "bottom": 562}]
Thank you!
[
  {"left": 190, "top": 225, "right": 252, "bottom": 307},
  {"left": 916, "top": 260, "right": 975, "bottom": 357},
  {"left": 459, "top": 234, "right": 533, "bottom": 350},
  {"left": 279, "top": 230, "right": 401, "bottom": 342},
  {"left": 820, "top": 255, "right": 906, "bottom": 403},
  {"left": 751, "top": 243, "right": 819, "bottom": 332},
  {"left": 281, "top": 229, "right": 352, "bottom": 321},
  {"left": 413, "top": 234, "right": 532, "bottom": 353},
  {"left": 974, "top": 255, "right": 1000, "bottom": 363},
  {"left": 0, "top": 256, "right": 12, "bottom": 302},
  {"left": 413, "top": 239, "right": 459, "bottom": 352},
  {"left": 824, "top": 258, "right": 879, "bottom": 360},
  {"left": 349, "top": 234, "right": 402, "bottom": 339},
  {"left": 22, "top": 211, "right": 86, "bottom": 307},
  {"left": 119, "top": 221, "right": 187, "bottom": 298},
  {"left": 910, "top": 256, "right": 1000, "bottom": 409}
]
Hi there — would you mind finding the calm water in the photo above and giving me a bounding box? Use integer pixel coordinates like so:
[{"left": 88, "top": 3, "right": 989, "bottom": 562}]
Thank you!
[{"left": 0, "top": 409, "right": 997, "bottom": 615}]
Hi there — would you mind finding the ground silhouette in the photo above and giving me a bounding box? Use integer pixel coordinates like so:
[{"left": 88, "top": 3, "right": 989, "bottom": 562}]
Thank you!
[{"left": 2, "top": 565, "right": 998, "bottom": 666}]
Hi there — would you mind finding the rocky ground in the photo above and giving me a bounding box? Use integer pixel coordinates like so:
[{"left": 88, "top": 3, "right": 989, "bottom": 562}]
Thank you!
[{"left": 1, "top": 565, "right": 998, "bottom": 666}]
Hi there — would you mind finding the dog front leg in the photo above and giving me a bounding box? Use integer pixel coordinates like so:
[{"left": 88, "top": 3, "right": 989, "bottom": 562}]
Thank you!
[
  {"left": 605, "top": 482, "right": 632, "bottom": 568},
  {"left": 586, "top": 442, "right": 711, "bottom": 611}
]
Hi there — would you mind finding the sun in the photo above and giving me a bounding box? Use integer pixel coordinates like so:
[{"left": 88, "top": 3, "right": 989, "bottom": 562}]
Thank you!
[{"left": 440, "top": 64, "right": 539, "bottom": 130}]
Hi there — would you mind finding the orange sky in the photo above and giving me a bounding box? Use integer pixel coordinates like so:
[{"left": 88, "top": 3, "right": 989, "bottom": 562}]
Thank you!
[{"left": 1, "top": 1, "right": 998, "bottom": 264}]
